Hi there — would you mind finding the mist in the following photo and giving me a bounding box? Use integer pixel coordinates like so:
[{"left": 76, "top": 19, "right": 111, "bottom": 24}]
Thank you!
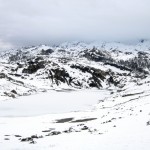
[{"left": 0, "top": 0, "right": 150, "bottom": 49}]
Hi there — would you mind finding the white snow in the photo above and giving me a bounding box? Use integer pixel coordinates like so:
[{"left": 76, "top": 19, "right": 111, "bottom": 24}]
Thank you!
[
  {"left": 0, "top": 83, "right": 150, "bottom": 150},
  {"left": 0, "top": 90, "right": 110, "bottom": 117},
  {"left": 1, "top": 40, "right": 150, "bottom": 149}
]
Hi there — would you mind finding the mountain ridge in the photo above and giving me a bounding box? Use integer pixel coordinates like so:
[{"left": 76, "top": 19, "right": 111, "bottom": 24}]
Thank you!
[{"left": 0, "top": 40, "right": 150, "bottom": 100}]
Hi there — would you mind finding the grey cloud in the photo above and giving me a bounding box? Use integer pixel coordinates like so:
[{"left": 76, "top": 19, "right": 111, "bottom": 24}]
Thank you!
[{"left": 0, "top": 0, "right": 150, "bottom": 49}]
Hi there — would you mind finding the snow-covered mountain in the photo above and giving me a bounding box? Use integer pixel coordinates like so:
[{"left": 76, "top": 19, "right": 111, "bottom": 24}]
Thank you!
[
  {"left": 0, "top": 40, "right": 150, "bottom": 100},
  {"left": 1, "top": 40, "right": 150, "bottom": 149}
]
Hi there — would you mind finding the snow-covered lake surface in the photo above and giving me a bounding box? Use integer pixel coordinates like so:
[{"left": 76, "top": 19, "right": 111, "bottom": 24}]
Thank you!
[
  {"left": 0, "top": 88, "right": 150, "bottom": 150},
  {"left": 0, "top": 90, "right": 110, "bottom": 117}
]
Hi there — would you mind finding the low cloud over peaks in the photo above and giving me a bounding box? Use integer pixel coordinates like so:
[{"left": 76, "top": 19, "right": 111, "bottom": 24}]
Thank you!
[{"left": 0, "top": 0, "right": 150, "bottom": 49}]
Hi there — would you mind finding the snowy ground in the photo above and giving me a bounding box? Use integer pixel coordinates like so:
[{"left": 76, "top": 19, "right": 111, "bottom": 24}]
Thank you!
[
  {"left": 0, "top": 86, "right": 150, "bottom": 150},
  {"left": 1, "top": 40, "right": 150, "bottom": 149},
  {"left": 0, "top": 89, "right": 110, "bottom": 117}
]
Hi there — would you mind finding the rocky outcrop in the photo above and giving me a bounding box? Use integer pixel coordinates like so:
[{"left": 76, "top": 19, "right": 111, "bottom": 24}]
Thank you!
[
  {"left": 70, "top": 64, "right": 107, "bottom": 88},
  {"left": 40, "top": 49, "right": 54, "bottom": 55},
  {"left": 82, "top": 48, "right": 113, "bottom": 63},
  {"left": 1, "top": 42, "right": 150, "bottom": 97},
  {"left": 48, "top": 68, "right": 70, "bottom": 86},
  {"left": 22, "top": 60, "right": 45, "bottom": 74},
  {"left": 105, "top": 62, "right": 132, "bottom": 72}
]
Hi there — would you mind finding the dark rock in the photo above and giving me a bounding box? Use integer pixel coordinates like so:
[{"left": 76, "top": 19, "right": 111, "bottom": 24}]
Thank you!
[
  {"left": 35, "top": 57, "right": 44, "bottom": 61},
  {"left": 49, "top": 131, "right": 61, "bottom": 136},
  {"left": 0, "top": 73, "right": 6, "bottom": 78},
  {"left": 49, "top": 68, "right": 70, "bottom": 85},
  {"left": 56, "top": 118, "right": 74, "bottom": 123},
  {"left": 38, "top": 135, "right": 43, "bottom": 138},
  {"left": 105, "top": 62, "right": 132, "bottom": 72},
  {"left": 22, "top": 61, "right": 45, "bottom": 74},
  {"left": 146, "top": 121, "right": 150, "bottom": 126},
  {"left": 14, "top": 135, "right": 22, "bottom": 137},
  {"left": 30, "top": 140, "right": 36, "bottom": 144},
  {"left": 71, "top": 118, "right": 97, "bottom": 123},
  {"left": 70, "top": 64, "right": 107, "bottom": 88},
  {"left": 42, "top": 130, "right": 52, "bottom": 133},
  {"left": 31, "top": 135, "right": 39, "bottom": 139},
  {"left": 63, "top": 130, "right": 71, "bottom": 133},
  {"left": 41, "top": 49, "right": 54, "bottom": 55},
  {"left": 11, "top": 90, "right": 17, "bottom": 94},
  {"left": 13, "top": 74, "right": 22, "bottom": 77},
  {"left": 82, "top": 48, "right": 112, "bottom": 63},
  {"left": 21, "top": 137, "right": 33, "bottom": 142},
  {"left": 4, "top": 135, "right": 10, "bottom": 136},
  {"left": 81, "top": 126, "right": 89, "bottom": 130},
  {"left": 17, "top": 63, "right": 23, "bottom": 68},
  {"left": 4, "top": 92, "right": 15, "bottom": 98},
  {"left": 140, "top": 39, "right": 145, "bottom": 43},
  {"left": 77, "top": 124, "right": 85, "bottom": 126},
  {"left": 4, "top": 138, "right": 10, "bottom": 140}
]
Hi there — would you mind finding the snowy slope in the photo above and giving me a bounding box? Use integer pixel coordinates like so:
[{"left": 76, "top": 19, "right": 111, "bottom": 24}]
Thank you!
[
  {"left": 0, "top": 79, "right": 150, "bottom": 150},
  {"left": 0, "top": 40, "right": 150, "bottom": 149},
  {"left": 0, "top": 40, "right": 150, "bottom": 100}
]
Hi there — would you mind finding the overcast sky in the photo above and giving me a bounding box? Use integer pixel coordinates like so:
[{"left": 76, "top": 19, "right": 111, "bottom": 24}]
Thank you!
[{"left": 0, "top": 0, "right": 150, "bottom": 49}]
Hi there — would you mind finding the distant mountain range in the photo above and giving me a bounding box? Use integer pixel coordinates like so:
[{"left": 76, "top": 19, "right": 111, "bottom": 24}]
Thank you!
[{"left": 0, "top": 40, "right": 150, "bottom": 100}]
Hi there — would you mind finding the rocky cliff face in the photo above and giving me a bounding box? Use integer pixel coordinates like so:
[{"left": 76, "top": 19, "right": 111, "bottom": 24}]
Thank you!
[{"left": 0, "top": 41, "right": 150, "bottom": 100}]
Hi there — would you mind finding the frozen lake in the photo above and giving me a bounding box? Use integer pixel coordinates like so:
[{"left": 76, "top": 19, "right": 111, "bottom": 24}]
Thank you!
[{"left": 0, "top": 90, "right": 110, "bottom": 117}]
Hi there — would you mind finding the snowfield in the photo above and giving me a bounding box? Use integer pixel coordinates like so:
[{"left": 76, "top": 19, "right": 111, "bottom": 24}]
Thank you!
[
  {"left": 0, "top": 90, "right": 110, "bottom": 117},
  {"left": 0, "top": 85, "right": 150, "bottom": 150},
  {"left": 0, "top": 41, "right": 150, "bottom": 149}
]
